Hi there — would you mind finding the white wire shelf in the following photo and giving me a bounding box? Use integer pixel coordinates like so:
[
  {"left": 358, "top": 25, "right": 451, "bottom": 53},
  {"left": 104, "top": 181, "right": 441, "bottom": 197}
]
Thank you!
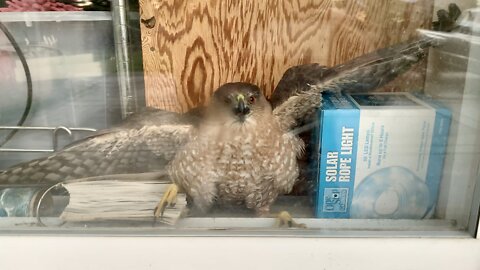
[{"left": 0, "top": 11, "right": 112, "bottom": 22}]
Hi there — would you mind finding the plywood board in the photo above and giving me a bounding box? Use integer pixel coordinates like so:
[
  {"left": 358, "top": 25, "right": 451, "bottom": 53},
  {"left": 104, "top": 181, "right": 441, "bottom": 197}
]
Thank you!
[{"left": 139, "top": 0, "right": 434, "bottom": 112}]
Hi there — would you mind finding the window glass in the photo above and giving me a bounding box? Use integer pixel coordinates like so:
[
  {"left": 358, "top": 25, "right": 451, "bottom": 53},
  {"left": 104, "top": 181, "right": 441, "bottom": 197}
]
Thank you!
[{"left": 0, "top": 0, "right": 479, "bottom": 237}]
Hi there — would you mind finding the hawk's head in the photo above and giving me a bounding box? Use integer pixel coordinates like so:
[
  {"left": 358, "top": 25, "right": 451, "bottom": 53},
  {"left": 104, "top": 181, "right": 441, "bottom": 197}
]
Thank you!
[{"left": 207, "top": 82, "right": 271, "bottom": 125}]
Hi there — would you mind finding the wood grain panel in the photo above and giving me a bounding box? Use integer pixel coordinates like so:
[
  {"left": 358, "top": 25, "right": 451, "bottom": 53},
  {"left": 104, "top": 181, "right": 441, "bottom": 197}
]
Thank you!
[{"left": 140, "top": 0, "right": 434, "bottom": 112}]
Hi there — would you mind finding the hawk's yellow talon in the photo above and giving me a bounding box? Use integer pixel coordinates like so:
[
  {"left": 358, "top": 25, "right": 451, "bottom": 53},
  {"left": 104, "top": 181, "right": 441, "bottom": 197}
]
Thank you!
[
  {"left": 275, "top": 211, "right": 307, "bottom": 228},
  {"left": 154, "top": 184, "right": 179, "bottom": 218}
]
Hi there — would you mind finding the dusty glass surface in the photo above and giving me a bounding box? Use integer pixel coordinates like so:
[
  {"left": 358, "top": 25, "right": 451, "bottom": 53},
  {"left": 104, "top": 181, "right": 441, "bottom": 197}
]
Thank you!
[{"left": 0, "top": 0, "right": 479, "bottom": 237}]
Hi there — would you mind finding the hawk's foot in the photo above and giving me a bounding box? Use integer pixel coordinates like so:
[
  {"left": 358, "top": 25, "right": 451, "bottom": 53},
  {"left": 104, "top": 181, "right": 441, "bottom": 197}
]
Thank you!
[
  {"left": 274, "top": 211, "right": 307, "bottom": 229},
  {"left": 154, "top": 183, "right": 179, "bottom": 218}
]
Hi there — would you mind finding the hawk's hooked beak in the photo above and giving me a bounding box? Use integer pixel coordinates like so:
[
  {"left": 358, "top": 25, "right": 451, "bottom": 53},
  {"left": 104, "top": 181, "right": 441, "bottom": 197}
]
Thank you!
[{"left": 234, "top": 94, "right": 250, "bottom": 120}]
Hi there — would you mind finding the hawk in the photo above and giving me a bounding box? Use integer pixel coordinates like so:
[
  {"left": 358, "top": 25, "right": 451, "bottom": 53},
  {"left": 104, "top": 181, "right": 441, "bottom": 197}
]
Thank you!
[
  {"left": 166, "top": 82, "right": 304, "bottom": 216},
  {"left": 0, "top": 32, "right": 444, "bottom": 222},
  {"left": 155, "top": 35, "right": 438, "bottom": 218}
]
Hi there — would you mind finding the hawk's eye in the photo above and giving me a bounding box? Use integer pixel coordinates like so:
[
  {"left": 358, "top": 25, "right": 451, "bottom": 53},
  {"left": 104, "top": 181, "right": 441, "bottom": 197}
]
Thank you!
[
  {"left": 224, "top": 98, "right": 231, "bottom": 104},
  {"left": 248, "top": 96, "right": 256, "bottom": 104}
]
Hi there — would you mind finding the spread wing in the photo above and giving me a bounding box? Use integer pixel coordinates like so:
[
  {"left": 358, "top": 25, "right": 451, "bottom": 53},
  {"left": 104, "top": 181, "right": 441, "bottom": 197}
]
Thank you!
[
  {"left": 0, "top": 37, "right": 439, "bottom": 185},
  {"left": 271, "top": 3, "right": 462, "bottom": 131},
  {"left": 0, "top": 109, "right": 198, "bottom": 185},
  {"left": 272, "top": 36, "right": 438, "bottom": 131}
]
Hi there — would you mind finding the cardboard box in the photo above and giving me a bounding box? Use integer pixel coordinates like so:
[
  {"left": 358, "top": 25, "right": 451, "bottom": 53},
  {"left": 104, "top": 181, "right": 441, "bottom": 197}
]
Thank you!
[{"left": 312, "top": 92, "right": 451, "bottom": 219}]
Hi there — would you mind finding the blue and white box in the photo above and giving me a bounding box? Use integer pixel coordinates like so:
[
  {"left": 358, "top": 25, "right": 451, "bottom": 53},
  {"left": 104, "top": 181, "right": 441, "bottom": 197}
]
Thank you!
[{"left": 312, "top": 92, "right": 451, "bottom": 219}]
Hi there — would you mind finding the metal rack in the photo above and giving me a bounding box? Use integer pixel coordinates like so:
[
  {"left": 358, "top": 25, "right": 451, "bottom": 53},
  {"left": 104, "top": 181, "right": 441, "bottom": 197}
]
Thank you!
[{"left": 0, "top": 126, "right": 96, "bottom": 153}]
